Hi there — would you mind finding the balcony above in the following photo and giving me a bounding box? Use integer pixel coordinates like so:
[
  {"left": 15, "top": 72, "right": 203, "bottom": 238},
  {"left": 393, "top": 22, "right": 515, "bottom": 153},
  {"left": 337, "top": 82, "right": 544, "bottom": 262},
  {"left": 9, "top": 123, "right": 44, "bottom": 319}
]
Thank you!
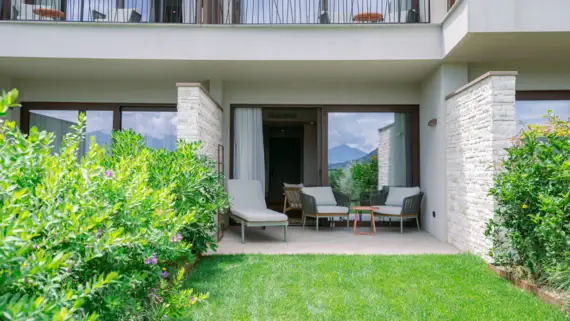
[{"left": 1, "top": 0, "right": 430, "bottom": 24}]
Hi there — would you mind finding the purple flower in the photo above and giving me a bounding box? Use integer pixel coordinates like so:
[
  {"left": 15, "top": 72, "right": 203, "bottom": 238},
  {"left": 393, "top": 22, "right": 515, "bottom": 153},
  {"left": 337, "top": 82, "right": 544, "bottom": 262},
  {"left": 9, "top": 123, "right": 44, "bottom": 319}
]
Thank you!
[
  {"left": 144, "top": 252, "right": 158, "bottom": 265},
  {"left": 96, "top": 228, "right": 104, "bottom": 241},
  {"left": 189, "top": 296, "right": 197, "bottom": 304},
  {"left": 170, "top": 233, "right": 183, "bottom": 243},
  {"left": 104, "top": 170, "right": 113, "bottom": 178},
  {"left": 160, "top": 268, "right": 169, "bottom": 279}
]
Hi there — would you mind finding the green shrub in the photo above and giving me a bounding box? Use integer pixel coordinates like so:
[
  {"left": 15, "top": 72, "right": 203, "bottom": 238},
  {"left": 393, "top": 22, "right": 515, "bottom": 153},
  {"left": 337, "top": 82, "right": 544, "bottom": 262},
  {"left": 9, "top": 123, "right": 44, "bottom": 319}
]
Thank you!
[
  {"left": 0, "top": 89, "right": 226, "bottom": 319},
  {"left": 108, "top": 130, "right": 229, "bottom": 254},
  {"left": 486, "top": 112, "right": 570, "bottom": 291}
]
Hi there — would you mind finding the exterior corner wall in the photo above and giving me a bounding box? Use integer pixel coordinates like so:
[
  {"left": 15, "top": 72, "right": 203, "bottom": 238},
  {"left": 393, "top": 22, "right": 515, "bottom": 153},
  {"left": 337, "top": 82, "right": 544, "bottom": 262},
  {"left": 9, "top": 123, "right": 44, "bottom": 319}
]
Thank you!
[
  {"left": 419, "top": 63, "right": 468, "bottom": 243},
  {"left": 445, "top": 72, "right": 517, "bottom": 260},
  {"left": 377, "top": 124, "right": 393, "bottom": 188},
  {"left": 176, "top": 85, "right": 223, "bottom": 160}
]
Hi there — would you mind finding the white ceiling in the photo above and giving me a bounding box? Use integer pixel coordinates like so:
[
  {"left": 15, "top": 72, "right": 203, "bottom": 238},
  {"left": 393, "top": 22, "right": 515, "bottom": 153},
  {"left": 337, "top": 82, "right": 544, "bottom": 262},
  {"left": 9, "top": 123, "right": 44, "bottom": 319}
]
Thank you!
[{"left": 445, "top": 32, "right": 570, "bottom": 62}]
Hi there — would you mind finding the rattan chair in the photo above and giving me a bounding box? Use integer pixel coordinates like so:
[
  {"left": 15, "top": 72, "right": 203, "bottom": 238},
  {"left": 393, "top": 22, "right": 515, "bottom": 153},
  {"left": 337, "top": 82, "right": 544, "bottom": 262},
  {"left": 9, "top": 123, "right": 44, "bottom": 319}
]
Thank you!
[
  {"left": 372, "top": 187, "right": 423, "bottom": 234},
  {"left": 283, "top": 184, "right": 303, "bottom": 214}
]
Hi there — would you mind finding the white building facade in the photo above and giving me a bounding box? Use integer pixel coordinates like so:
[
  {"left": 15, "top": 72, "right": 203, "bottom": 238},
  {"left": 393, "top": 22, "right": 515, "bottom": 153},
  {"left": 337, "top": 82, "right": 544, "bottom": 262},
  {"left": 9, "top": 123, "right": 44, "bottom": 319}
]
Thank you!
[{"left": 2, "top": 0, "right": 570, "bottom": 256}]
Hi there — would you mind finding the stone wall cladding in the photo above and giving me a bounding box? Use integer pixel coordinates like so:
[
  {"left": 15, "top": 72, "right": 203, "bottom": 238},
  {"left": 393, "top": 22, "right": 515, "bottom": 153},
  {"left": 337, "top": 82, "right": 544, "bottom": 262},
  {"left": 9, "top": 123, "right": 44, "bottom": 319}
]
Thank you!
[
  {"left": 377, "top": 124, "right": 393, "bottom": 189},
  {"left": 176, "top": 84, "right": 223, "bottom": 160},
  {"left": 445, "top": 72, "right": 517, "bottom": 260}
]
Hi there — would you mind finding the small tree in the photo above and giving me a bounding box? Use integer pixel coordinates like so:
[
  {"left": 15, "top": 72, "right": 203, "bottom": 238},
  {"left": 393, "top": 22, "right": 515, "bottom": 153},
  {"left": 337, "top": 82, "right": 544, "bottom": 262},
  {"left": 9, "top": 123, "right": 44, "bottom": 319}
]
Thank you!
[{"left": 485, "top": 112, "right": 570, "bottom": 290}]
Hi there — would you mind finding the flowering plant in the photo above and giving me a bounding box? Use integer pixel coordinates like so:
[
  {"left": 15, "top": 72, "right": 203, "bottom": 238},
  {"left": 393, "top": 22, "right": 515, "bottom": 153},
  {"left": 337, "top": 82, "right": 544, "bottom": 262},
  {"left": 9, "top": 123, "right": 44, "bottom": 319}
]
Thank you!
[
  {"left": 486, "top": 112, "right": 570, "bottom": 291},
  {"left": 0, "top": 90, "right": 221, "bottom": 319}
]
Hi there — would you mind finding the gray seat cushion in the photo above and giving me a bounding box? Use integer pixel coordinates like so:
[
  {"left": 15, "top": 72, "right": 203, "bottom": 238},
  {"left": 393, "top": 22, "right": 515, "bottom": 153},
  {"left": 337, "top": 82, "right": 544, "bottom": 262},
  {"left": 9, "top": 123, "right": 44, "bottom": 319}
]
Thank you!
[
  {"left": 227, "top": 179, "right": 267, "bottom": 209},
  {"left": 301, "top": 187, "right": 337, "bottom": 206},
  {"left": 316, "top": 206, "right": 349, "bottom": 214},
  {"left": 230, "top": 208, "right": 288, "bottom": 222},
  {"left": 385, "top": 187, "right": 421, "bottom": 206},
  {"left": 373, "top": 205, "right": 403, "bottom": 215}
]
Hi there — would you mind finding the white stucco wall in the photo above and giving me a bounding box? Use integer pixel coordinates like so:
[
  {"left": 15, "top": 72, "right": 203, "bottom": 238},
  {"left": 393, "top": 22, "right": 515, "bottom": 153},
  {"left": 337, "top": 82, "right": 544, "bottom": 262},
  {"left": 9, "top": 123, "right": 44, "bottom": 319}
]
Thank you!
[
  {"left": 445, "top": 72, "right": 517, "bottom": 259},
  {"left": 419, "top": 64, "right": 468, "bottom": 242},
  {"left": 0, "top": 23, "right": 442, "bottom": 62},
  {"left": 469, "top": 62, "right": 570, "bottom": 91},
  {"left": 17, "top": 79, "right": 177, "bottom": 103}
]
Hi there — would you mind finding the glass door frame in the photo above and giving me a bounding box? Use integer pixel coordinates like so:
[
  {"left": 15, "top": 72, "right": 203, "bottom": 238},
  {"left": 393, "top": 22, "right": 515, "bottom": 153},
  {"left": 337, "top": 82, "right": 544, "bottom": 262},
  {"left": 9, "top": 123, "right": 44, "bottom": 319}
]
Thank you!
[{"left": 320, "top": 105, "right": 420, "bottom": 187}]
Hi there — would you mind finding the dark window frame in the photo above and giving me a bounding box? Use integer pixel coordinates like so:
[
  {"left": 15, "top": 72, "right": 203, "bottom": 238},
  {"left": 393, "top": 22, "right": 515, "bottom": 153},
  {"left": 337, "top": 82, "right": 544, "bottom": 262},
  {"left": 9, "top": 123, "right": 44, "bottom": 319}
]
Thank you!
[
  {"left": 515, "top": 90, "right": 570, "bottom": 126},
  {"left": 21, "top": 102, "right": 176, "bottom": 135},
  {"left": 229, "top": 104, "right": 420, "bottom": 188}
]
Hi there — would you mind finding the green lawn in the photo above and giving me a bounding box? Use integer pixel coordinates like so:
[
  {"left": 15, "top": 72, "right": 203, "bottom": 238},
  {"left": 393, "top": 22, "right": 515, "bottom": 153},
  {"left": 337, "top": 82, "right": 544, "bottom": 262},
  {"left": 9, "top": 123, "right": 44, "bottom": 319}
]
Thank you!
[{"left": 185, "top": 254, "right": 569, "bottom": 321}]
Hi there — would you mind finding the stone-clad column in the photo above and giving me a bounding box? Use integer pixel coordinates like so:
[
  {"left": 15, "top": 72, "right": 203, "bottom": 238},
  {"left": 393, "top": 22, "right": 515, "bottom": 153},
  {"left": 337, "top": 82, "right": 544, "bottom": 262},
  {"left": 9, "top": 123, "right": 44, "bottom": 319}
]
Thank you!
[
  {"left": 445, "top": 71, "right": 517, "bottom": 260},
  {"left": 176, "top": 83, "right": 223, "bottom": 160}
]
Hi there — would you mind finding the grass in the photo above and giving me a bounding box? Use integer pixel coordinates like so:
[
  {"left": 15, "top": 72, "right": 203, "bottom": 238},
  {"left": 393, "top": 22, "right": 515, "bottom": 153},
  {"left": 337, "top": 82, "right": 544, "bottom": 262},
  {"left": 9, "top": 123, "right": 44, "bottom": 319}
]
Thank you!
[{"left": 184, "top": 254, "right": 569, "bottom": 321}]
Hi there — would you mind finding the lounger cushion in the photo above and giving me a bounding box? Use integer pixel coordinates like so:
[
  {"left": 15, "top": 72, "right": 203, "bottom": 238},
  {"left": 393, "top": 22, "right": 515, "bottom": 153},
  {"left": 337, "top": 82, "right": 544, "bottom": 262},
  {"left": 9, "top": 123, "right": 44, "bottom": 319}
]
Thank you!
[
  {"left": 231, "top": 208, "right": 288, "bottom": 222},
  {"left": 316, "top": 206, "right": 349, "bottom": 214},
  {"left": 301, "top": 187, "right": 337, "bottom": 206},
  {"left": 373, "top": 206, "right": 403, "bottom": 215},
  {"left": 283, "top": 183, "right": 304, "bottom": 188},
  {"left": 385, "top": 187, "right": 421, "bottom": 206},
  {"left": 227, "top": 179, "right": 267, "bottom": 210}
]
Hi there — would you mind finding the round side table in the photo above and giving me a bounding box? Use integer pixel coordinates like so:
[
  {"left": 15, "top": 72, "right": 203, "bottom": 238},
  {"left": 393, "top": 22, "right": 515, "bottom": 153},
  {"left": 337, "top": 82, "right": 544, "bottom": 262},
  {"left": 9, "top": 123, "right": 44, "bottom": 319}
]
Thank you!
[{"left": 351, "top": 206, "right": 376, "bottom": 235}]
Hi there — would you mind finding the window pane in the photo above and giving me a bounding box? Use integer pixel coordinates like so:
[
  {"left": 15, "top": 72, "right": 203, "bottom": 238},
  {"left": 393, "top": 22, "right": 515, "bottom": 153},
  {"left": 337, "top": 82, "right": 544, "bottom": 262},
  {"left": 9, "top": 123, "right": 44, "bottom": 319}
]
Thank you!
[
  {"left": 516, "top": 100, "right": 570, "bottom": 131},
  {"left": 30, "top": 110, "right": 78, "bottom": 155},
  {"left": 121, "top": 111, "right": 177, "bottom": 150},
  {"left": 327, "top": 112, "right": 413, "bottom": 196},
  {"left": 86, "top": 110, "right": 113, "bottom": 151}
]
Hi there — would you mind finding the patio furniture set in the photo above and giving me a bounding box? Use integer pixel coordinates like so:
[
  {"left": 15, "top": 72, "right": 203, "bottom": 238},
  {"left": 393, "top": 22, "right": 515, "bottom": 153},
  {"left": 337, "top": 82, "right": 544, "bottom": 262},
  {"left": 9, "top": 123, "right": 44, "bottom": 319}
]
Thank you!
[{"left": 227, "top": 179, "right": 423, "bottom": 243}]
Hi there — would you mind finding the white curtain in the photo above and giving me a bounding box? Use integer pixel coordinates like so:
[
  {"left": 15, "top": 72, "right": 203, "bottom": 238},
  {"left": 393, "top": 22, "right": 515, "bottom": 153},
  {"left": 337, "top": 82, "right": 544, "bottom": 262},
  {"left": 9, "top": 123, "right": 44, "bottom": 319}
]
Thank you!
[
  {"left": 234, "top": 108, "right": 266, "bottom": 192},
  {"left": 389, "top": 113, "right": 408, "bottom": 186},
  {"left": 182, "top": 0, "right": 196, "bottom": 23}
]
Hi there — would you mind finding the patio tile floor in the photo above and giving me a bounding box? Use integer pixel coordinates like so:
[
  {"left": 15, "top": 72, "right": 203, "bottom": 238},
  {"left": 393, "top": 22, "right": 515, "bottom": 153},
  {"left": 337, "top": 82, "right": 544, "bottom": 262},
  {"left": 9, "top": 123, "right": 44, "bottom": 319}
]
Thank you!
[{"left": 210, "top": 225, "right": 460, "bottom": 255}]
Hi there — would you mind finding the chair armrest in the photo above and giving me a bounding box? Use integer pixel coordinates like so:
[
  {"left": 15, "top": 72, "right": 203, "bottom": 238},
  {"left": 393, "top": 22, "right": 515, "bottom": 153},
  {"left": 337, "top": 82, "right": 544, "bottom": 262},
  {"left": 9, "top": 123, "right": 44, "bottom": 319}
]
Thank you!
[
  {"left": 401, "top": 192, "right": 424, "bottom": 215},
  {"left": 300, "top": 192, "right": 318, "bottom": 215},
  {"left": 333, "top": 191, "right": 350, "bottom": 208},
  {"left": 92, "top": 10, "right": 106, "bottom": 20},
  {"left": 370, "top": 191, "right": 388, "bottom": 206},
  {"left": 129, "top": 10, "right": 142, "bottom": 22}
]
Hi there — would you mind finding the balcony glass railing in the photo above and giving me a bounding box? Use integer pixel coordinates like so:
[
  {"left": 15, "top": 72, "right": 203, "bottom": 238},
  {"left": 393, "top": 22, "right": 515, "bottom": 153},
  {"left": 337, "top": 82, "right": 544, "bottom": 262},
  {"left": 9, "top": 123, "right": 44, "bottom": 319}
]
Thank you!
[{"left": 0, "top": 0, "right": 429, "bottom": 23}]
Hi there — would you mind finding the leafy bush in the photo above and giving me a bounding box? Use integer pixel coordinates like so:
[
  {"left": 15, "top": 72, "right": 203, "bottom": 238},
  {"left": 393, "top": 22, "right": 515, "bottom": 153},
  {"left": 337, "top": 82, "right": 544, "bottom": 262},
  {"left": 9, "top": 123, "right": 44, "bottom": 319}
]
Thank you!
[
  {"left": 331, "top": 156, "right": 379, "bottom": 201},
  {"left": 108, "top": 129, "right": 228, "bottom": 254},
  {"left": 0, "top": 90, "right": 227, "bottom": 320},
  {"left": 486, "top": 112, "right": 570, "bottom": 291}
]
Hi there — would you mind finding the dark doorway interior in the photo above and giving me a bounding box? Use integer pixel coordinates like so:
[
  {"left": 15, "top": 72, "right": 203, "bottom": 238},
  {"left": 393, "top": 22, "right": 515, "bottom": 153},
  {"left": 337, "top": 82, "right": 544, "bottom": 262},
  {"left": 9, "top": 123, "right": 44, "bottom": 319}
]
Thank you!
[
  {"left": 264, "top": 125, "right": 303, "bottom": 209},
  {"left": 155, "top": 0, "right": 183, "bottom": 22}
]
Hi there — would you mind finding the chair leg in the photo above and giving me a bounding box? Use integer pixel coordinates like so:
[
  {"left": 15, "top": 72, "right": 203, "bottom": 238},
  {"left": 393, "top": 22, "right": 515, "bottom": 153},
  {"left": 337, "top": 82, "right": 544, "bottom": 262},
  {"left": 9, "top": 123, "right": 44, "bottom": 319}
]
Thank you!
[
  {"left": 284, "top": 225, "right": 288, "bottom": 242},
  {"left": 316, "top": 216, "right": 319, "bottom": 232},
  {"left": 400, "top": 219, "right": 403, "bottom": 235},
  {"left": 302, "top": 214, "right": 306, "bottom": 229},
  {"left": 416, "top": 216, "right": 420, "bottom": 232},
  {"left": 283, "top": 197, "right": 287, "bottom": 214},
  {"left": 241, "top": 222, "right": 245, "bottom": 244}
]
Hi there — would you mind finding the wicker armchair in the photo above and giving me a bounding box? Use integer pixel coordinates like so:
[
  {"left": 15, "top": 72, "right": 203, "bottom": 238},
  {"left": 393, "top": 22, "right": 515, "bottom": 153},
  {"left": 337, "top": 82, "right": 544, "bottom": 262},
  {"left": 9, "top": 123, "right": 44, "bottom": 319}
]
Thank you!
[
  {"left": 283, "top": 184, "right": 303, "bottom": 214},
  {"left": 372, "top": 187, "right": 423, "bottom": 234},
  {"left": 299, "top": 187, "right": 350, "bottom": 231}
]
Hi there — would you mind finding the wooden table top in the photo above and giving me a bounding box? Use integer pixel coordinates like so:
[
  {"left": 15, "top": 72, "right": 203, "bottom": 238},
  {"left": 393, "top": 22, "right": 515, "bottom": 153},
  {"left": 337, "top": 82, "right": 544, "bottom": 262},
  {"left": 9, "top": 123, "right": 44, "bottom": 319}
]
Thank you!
[
  {"left": 353, "top": 12, "right": 383, "bottom": 22},
  {"left": 32, "top": 8, "right": 65, "bottom": 18},
  {"left": 351, "top": 206, "right": 376, "bottom": 211}
]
